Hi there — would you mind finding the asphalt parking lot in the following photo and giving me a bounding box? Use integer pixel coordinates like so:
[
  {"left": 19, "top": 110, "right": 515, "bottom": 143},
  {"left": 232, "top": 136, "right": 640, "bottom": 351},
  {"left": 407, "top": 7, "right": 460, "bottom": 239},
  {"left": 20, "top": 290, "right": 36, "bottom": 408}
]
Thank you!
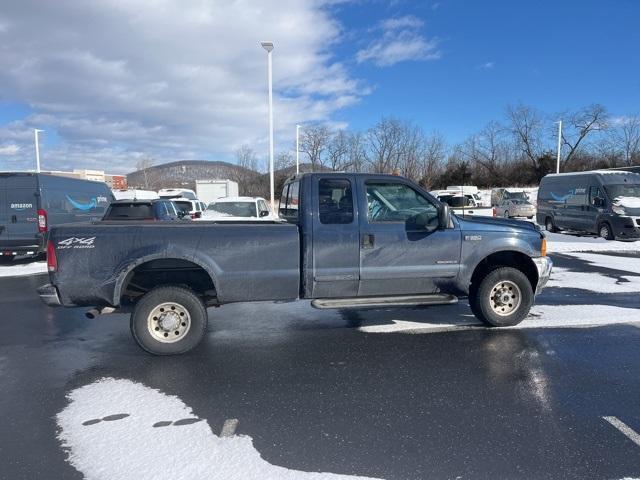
[{"left": 2, "top": 250, "right": 640, "bottom": 480}]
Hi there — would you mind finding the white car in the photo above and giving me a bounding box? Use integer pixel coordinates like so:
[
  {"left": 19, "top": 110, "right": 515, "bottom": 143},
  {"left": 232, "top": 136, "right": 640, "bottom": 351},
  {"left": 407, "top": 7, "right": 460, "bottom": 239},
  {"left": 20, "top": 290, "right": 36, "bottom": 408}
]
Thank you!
[
  {"left": 200, "top": 197, "right": 277, "bottom": 221},
  {"left": 172, "top": 198, "right": 207, "bottom": 219}
]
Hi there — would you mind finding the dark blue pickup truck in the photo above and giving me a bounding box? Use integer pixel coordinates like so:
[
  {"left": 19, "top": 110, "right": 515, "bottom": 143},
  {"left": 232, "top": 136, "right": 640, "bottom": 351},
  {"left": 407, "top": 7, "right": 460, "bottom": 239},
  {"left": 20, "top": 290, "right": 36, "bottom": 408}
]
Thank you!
[{"left": 38, "top": 173, "right": 552, "bottom": 355}]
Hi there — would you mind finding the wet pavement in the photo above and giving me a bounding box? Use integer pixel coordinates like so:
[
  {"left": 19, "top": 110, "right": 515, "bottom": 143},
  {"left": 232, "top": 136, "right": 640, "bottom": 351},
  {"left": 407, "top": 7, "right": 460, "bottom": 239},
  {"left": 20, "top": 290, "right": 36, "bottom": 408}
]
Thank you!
[{"left": 1, "top": 253, "right": 640, "bottom": 479}]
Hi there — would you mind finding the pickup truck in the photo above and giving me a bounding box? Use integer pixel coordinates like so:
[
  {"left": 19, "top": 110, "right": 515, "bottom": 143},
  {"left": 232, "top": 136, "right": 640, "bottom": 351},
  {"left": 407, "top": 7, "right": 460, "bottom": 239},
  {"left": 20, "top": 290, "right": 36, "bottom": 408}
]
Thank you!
[{"left": 38, "top": 173, "right": 552, "bottom": 355}]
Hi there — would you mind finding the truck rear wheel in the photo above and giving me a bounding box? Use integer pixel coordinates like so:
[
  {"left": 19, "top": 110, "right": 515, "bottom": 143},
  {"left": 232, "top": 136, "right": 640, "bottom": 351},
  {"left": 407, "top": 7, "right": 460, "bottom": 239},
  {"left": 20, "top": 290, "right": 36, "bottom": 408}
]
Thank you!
[
  {"left": 130, "top": 285, "right": 208, "bottom": 355},
  {"left": 469, "top": 267, "right": 533, "bottom": 327}
]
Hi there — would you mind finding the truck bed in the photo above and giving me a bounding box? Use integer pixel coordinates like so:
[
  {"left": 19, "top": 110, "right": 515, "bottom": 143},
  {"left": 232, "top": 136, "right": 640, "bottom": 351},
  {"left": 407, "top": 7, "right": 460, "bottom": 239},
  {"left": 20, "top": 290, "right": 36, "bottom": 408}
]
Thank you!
[{"left": 49, "top": 221, "right": 300, "bottom": 307}]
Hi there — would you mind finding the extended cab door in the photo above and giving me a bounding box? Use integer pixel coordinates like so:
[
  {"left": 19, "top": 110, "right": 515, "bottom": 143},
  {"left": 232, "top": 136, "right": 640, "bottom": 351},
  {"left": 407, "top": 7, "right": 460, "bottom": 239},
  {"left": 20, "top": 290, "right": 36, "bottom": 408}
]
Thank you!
[
  {"left": 310, "top": 176, "right": 360, "bottom": 297},
  {"left": 357, "top": 178, "right": 461, "bottom": 296}
]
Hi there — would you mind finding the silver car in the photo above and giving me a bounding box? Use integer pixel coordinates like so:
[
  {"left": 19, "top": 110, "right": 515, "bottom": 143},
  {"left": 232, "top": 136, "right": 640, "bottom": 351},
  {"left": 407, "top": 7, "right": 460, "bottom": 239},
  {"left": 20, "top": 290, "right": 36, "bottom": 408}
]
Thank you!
[{"left": 495, "top": 199, "right": 536, "bottom": 219}]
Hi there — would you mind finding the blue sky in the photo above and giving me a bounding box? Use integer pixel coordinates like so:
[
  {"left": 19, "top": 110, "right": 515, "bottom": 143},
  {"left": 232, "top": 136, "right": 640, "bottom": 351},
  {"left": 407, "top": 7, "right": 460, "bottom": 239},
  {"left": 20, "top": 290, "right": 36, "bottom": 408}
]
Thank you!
[
  {"left": 334, "top": 0, "right": 640, "bottom": 141},
  {"left": 0, "top": 0, "right": 639, "bottom": 172}
]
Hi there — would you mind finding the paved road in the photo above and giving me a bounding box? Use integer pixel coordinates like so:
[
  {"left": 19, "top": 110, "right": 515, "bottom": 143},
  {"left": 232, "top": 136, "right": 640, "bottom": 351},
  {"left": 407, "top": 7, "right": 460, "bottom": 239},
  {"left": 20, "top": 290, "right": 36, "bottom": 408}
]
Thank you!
[{"left": 1, "top": 253, "right": 640, "bottom": 479}]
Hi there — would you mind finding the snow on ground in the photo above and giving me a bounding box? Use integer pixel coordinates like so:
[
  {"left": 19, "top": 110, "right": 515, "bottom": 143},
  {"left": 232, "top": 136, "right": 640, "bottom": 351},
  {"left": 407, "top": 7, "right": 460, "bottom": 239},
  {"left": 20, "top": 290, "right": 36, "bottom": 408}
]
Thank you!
[
  {"left": 565, "top": 252, "right": 640, "bottom": 273},
  {"left": 57, "top": 378, "right": 380, "bottom": 480},
  {"left": 358, "top": 305, "right": 640, "bottom": 334},
  {"left": 0, "top": 261, "right": 47, "bottom": 278},
  {"left": 548, "top": 268, "right": 640, "bottom": 293},
  {"left": 546, "top": 232, "right": 640, "bottom": 253}
]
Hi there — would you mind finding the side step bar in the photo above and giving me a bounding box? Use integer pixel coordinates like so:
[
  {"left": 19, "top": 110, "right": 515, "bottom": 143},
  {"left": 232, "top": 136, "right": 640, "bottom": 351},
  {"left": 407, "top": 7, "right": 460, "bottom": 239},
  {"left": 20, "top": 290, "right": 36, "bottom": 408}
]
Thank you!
[{"left": 311, "top": 294, "right": 458, "bottom": 310}]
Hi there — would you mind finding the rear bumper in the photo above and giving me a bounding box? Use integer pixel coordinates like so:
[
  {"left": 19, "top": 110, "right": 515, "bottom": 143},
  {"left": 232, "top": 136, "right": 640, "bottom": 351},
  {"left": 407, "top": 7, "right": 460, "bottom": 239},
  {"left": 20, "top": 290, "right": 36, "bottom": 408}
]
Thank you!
[
  {"left": 532, "top": 257, "right": 553, "bottom": 294},
  {"left": 37, "top": 283, "right": 62, "bottom": 307}
]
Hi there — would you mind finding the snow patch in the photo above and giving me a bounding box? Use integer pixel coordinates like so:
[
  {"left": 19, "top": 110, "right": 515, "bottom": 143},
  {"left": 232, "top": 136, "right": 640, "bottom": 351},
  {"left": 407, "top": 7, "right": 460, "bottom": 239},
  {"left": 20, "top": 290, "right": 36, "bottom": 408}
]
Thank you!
[
  {"left": 613, "top": 196, "right": 640, "bottom": 209},
  {"left": 563, "top": 252, "right": 640, "bottom": 274},
  {"left": 358, "top": 305, "right": 640, "bottom": 334},
  {"left": 547, "top": 268, "right": 640, "bottom": 293},
  {"left": 0, "top": 261, "right": 47, "bottom": 278},
  {"left": 57, "top": 378, "right": 380, "bottom": 480},
  {"left": 546, "top": 232, "right": 640, "bottom": 253}
]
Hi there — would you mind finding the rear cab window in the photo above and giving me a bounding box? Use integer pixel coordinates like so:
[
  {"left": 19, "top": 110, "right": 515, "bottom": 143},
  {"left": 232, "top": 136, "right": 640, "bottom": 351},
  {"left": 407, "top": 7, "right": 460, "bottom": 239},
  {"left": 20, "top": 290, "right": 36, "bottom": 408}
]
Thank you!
[
  {"left": 279, "top": 181, "right": 300, "bottom": 223},
  {"left": 318, "top": 178, "right": 354, "bottom": 224},
  {"left": 105, "top": 203, "right": 154, "bottom": 220}
]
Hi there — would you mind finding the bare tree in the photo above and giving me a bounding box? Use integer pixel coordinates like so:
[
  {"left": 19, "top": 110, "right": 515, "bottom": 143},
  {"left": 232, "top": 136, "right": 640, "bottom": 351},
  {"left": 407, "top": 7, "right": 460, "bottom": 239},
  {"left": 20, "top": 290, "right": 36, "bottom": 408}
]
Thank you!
[
  {"left": 326, "top": 130, "right": 351, "bottom": 171},
  {"left": 235, "top": 144, "right": 258, "bottom": 172},
  {"left": 609, "top": 115, "right": 640, "bottom": 166},
  {"left": 418, "top": 131, "right": 447, "bottom": 189},
  {"left": 461, "top": 122, "right": 512, "bottom": 185},
  {"left": 506, "top": 104, "right": 545, "bottom": 169},
  {"left": 365, "top": 117, "right": 409, "bottom": 173},
  {"left": 299, "top": 125, "right": 330, "bottom": 170},
  {"left": 135, "top": 157, "right": 154, "bottom": 189},
  {"left": 560, "top": 104, "right": 609, "bottom": 167}
]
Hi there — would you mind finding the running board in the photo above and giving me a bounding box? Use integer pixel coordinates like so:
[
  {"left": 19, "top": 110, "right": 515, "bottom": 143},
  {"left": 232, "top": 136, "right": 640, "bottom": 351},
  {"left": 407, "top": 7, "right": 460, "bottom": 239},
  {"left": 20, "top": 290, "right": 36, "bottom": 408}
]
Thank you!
[{"left": 311, "top": 294, "right": 458, "bottom": 310}]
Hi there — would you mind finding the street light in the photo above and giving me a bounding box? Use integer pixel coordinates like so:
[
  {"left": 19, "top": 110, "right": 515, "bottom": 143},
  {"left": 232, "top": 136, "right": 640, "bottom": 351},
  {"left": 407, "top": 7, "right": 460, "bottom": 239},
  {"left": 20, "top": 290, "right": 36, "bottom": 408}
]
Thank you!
[
  {"left": 260, "top": 41, "right": 275, "bottom": 211},
  {"left": 34, "top": 129, "right": 44, "bottom": 173},
  {"left": 555, "top": 120, "right": 562, "bottom": 174},
  {"left": 296, "top": 124, "right": 301, "bottom": 175}
]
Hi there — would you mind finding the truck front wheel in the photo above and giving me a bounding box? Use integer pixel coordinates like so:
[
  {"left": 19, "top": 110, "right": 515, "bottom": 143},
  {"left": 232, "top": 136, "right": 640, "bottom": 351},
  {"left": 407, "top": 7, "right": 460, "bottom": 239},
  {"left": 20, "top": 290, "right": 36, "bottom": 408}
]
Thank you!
[
  {"left": 469, "top": 267, "right": 533, "bottom": 327},
  {"left": 130, "top": 285, "right": 208, "bottom": 355}
]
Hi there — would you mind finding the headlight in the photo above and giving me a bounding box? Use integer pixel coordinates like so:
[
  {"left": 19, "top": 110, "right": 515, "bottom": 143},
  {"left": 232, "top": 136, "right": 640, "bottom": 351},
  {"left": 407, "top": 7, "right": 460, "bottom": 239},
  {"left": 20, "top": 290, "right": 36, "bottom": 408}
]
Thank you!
[{"left": 612, "top": 205, "right": 626, "bottom": 215}]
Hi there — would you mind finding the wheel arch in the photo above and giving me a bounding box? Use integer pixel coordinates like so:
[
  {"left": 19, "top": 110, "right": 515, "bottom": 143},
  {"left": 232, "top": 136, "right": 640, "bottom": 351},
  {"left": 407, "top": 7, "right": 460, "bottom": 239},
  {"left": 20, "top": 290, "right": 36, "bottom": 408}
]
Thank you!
[
  {"left": 113, "top": 253, "right": 220, "bottom": 306},
  {"left": 469, "top": 250, "right": 539, "bottom": 294}
]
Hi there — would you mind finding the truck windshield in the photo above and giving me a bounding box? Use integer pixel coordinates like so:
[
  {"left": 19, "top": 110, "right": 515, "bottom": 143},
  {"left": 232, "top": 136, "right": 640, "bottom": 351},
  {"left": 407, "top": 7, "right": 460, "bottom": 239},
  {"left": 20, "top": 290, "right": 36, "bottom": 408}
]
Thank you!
[
  {"left": 208, "top": 202, "right": 256, "bottom": 217},
  {"left": 604, "top": 184, "right": 640, "bottom": 202}
]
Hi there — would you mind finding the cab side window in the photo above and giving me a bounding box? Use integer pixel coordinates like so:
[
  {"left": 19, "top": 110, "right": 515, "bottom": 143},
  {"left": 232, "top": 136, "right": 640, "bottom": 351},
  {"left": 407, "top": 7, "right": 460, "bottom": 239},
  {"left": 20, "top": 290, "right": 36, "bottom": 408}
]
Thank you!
[
  {"left": 366, "top": 182, "right": 438, "bottom": 225},
  {"left": 318, "top": 178, "right": 354, "bottom": 224}
]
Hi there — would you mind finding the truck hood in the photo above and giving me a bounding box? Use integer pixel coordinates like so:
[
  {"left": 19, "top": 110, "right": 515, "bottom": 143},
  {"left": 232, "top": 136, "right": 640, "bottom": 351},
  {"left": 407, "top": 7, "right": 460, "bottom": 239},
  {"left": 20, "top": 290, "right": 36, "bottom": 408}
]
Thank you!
[{"left": 455, "top": 215, "right": 542, "bottom": 234}]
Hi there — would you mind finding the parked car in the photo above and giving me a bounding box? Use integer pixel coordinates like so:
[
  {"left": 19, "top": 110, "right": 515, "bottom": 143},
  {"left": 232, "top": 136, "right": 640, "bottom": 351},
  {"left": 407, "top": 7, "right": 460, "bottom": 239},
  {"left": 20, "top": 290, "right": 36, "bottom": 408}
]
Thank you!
[
  {"left": 0, "top": 172, "right": 113, "bottom": 259},
  {"left": 158, "top": 188, "right": 197, "bottom": 200},
  {"left": 435, "top": 193, "right": 495, "bottom": 217},
  {"left": 537, "top": 170, "right": 640, "bottom": 240},
  {"left": 172, "top": 198, "right": 205, "bottom": 219},
  {"left": 39, "top": 173, "right": 552, "bottom": 355},
  {"left": 495, "top": 199, "right": 536, "bottom": 219},
  {"left": 102, "top": 199, "right": 188, "bottom": 222},
  {"left": 201, "top": 196, "right": 276, "bottom": 221}
]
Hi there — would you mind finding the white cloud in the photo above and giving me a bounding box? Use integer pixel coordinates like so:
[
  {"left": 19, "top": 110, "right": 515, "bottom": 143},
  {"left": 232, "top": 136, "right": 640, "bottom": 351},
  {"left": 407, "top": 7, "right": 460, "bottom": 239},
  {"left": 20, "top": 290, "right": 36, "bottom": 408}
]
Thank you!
[
  {"left": 0, "top": 0, "right": 366, "bottom": 173},
  {"left": 477, "top": 61, "right": 494, "bottom": 70},
  {"left": 356, "top": 15, "right": 440, "bottom": 67},
  {"left": 0, "top": 144, "right": 20, "bottom": 155}
]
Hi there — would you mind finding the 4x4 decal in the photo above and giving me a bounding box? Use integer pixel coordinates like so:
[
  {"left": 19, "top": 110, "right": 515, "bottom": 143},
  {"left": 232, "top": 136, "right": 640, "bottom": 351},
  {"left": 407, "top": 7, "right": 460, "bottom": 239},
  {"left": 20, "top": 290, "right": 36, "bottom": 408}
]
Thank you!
[{"left": 58, "top": 237, "right": 96, "bottom": 249}]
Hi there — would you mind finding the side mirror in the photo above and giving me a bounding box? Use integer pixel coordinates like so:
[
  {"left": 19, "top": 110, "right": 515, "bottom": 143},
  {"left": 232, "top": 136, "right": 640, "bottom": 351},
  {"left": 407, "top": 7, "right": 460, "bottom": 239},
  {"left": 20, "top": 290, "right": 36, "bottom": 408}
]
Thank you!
[
  {"left": 593, "top": 197, "right": 604, "bottom": 208},
  {"left": 438, "top": 204, "right": 450, "bottom": 229},
  {"left": 259, "top": 210, "right": 270, "bottom": 218}
]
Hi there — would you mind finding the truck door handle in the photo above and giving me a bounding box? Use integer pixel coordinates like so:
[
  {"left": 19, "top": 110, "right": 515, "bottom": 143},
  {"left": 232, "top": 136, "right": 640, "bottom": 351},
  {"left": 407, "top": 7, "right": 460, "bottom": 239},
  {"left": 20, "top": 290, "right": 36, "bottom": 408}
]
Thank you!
[
  {"left": 11, "top": 215, "right": 17, "bottom": 223},
  {"left": 362, "top": 233, "right": 375, "bottom": 249}
]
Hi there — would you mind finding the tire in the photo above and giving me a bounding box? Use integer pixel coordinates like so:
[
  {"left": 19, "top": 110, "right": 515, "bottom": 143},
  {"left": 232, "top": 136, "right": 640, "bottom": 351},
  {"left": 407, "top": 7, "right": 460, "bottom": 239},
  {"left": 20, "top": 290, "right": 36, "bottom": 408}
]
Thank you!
[
  {"left": 545, "top": 217, "right": 558, "bottom": 233},
  {"left": 503, "top": 211, "right": 510, "bottom": 218},
  {"left": 469, "top": 267, "right": 534, "bottom": 327},
  {"left": 598, "top": 222, "right": 614, "bottom": 240},
  {"left": 130, "top": 285, "right": 208, "bottom": 355}
]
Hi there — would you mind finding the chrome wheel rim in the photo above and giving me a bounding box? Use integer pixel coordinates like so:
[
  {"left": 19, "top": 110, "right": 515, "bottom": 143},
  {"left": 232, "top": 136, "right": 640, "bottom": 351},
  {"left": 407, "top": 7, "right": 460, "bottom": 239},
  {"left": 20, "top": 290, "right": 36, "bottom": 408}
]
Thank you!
[
  {"left": 147, "top": 302, "right": 191, "bottom": 343},
  {"left": 600, "top": 225, "right": 609, "bottom": 239},
  {"left": 489, "top": 280, "right": 521, "bottom": 317},
  {"left": 504, "top": 211, "right": 509, "bottom": 218}
]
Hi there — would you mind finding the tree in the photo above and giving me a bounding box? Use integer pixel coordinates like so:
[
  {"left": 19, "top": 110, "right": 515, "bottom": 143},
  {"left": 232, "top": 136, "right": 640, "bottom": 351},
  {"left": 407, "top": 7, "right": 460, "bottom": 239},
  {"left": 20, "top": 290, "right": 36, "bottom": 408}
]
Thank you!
[
  {"left": 235, "top": 144, "right": 258, "bottom": 172},
  {"left": 326, "top": 130, "right": 351, "bottom": 171},
  {"left": 560, "top": 104, "right": 609, "bottom": 168},
  {"left": 299, "top": 125, "right": 330, "bottom": 170},
  {"left": 609, "top": 115, "right": 640, "bottom": 166},
  {"left": 506, "top": 104, "right": 546, "bottom": 172},
  {"left": 135, "top": 157, "right": 154, "bottom": 189}
]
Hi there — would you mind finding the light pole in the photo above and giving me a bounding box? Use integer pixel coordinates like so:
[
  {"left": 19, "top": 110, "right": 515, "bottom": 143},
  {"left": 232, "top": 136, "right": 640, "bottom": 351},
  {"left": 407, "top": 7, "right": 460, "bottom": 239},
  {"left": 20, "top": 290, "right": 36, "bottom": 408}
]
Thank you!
[
  {"left": 34, "top": 129, "right": 44, "bottom": 173},
  {"left": 555, "top": 120, "right": 562, "bottom": 174},
  {"left": 260, "top": 41, "right": 275, "bottom": 211},
  {"left": 296, "top": 124, "right": 301, "bottom": 175}
]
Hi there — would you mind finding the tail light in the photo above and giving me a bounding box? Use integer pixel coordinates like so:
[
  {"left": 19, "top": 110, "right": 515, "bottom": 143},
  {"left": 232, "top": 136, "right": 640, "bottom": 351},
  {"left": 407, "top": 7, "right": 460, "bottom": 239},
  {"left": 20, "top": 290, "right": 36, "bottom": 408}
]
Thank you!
[
  {"left": 46, "top": 240, "right": 58, "bottom": 273},
  {"left": 194, "top": 211, "right": 202, "bottom": 219},
  {"left": 37, "top": 209, "right": 48, "bottom": 233},
  {"left": 492, "top": 207, "right": 497, "bottom": 217}
]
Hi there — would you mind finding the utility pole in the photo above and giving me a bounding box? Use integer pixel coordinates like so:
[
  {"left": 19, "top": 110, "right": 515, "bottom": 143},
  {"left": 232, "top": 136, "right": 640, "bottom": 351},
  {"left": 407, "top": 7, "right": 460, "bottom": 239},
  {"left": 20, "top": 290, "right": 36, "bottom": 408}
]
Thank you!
[
  {"left": 34, "top": 129, "right": 44, "bottom": 173},
  {"left": 260, "top": 41, "right": 275, "bottom": 211},
  {"left": 556, "top": 120, "right": 562, "bottom": 174},
  {"left": 296, "top": 124, "right": 301, "bottom": 175}
]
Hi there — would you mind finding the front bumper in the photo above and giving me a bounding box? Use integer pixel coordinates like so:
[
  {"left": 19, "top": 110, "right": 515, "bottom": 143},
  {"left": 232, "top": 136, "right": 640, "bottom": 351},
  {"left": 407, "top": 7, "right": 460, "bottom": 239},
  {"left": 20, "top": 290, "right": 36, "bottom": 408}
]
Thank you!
[
  {"left": 37, "top": 283, "right": 62, "bottom": 307},
  {"left": 532, "top": 257, "right": 553, "bottom": 294}
]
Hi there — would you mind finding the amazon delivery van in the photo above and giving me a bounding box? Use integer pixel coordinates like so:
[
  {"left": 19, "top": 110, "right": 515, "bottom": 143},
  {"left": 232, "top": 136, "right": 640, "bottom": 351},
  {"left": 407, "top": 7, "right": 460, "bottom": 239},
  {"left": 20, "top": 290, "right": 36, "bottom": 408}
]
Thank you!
[
  {"left": 0, "top": 172, "right": 113, "bottom": 258},
  {"left": 537, "top": 170, "right": 640, "bottom": 240}
]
